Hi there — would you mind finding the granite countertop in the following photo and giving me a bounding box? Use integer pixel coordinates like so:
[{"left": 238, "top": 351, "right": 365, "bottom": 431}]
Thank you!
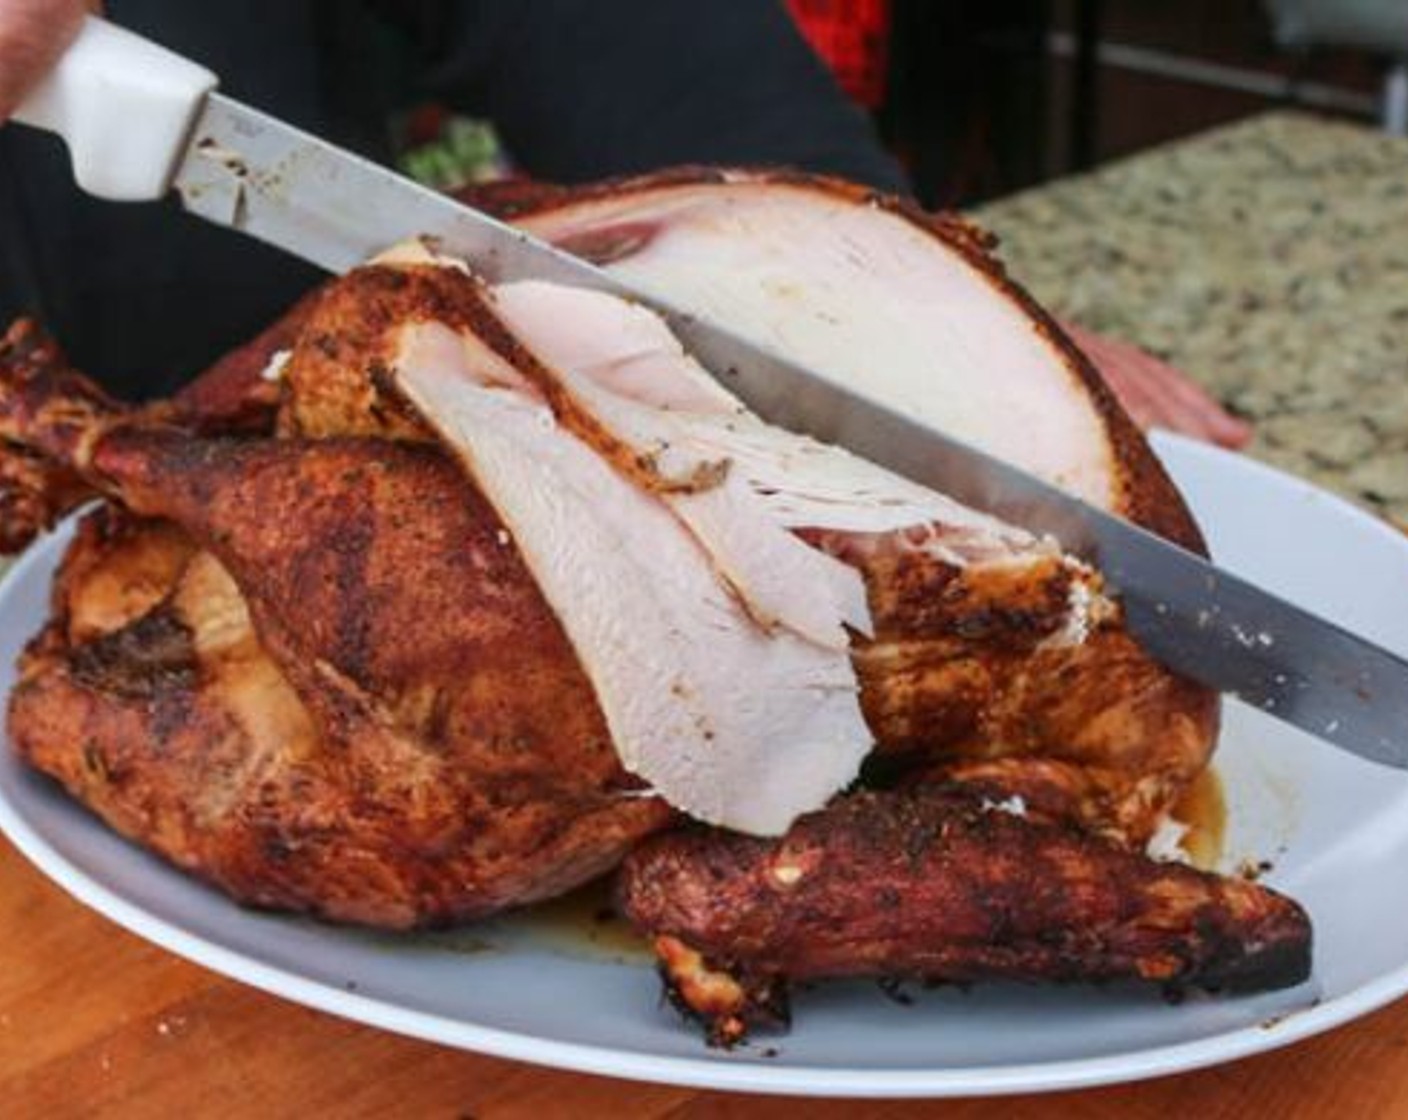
[{"left": 975, "top": 110, "right": 1408, "bottom": 530}]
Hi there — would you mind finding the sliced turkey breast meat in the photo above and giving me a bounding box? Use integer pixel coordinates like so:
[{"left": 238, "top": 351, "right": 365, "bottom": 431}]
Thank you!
[
  {"left": 387, "top": 263, "right": 1113, "bottom": 837},
  {"left": 393, "top": 319, "right": 872, "bottom": 837},
  {"left": 472, "top": 170, "right": 1206, "bottom": 551}
]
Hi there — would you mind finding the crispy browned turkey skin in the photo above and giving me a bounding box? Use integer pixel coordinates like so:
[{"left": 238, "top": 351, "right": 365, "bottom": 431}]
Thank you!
[
  {"left": 618, "top": 788, "right": 1312, "bottom": 1045},
  {"left": 0, "top": 169, "right": 1307, "bottom": 1040},
  {"left": 22, "top": 488, "right": 674, "bottom": 927},
  {"left": 2, "top": 328, "right": 671, "bottom": 926}
]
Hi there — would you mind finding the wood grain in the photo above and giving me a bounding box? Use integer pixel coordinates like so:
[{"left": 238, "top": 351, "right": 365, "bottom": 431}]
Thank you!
[{"left": 1, "top": 834, "right": 1404, "bottom": 1119}]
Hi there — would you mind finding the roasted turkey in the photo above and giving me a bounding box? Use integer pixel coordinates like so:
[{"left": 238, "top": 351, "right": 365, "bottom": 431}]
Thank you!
[{"left": 0, "top": 170, "right": 1309, "bottom": 1039}]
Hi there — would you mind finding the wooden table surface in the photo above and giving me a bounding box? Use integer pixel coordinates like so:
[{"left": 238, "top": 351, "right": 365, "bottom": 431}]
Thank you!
[{"left": 1, "top": 827, "right": 1405, "bottom": 1118}]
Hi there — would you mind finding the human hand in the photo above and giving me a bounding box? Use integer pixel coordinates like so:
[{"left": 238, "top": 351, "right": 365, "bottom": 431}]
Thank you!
[
  {"left": 1064, "top": 322, "right": 1252, "bottom": 451},
  {"left": 0, "top": 0, "right": 91, "bottom": 120}
]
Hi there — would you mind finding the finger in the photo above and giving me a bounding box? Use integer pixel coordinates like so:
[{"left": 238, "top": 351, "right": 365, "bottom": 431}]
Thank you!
[
  {"left": 1146, "top": 387, "right": 1251, "bottom": 450},
  {"left": 1067, "top": 329, "right": 1163, "bottom": 425},
  {"left": 1121, "top": 368, "right": 1226, "bottom": 443},
  {"left": 1197, "top": 405, "right": 1253, "bottom": 450},
  {"left": 1096, "top": 358, "right": 1162, "bottom": 430},
  {"left": 1123, "top": 354, "right": 1251, "bottom": 448},
  {"left": 0, "top": 0, "right": 88, "bottom": 120},
  {"left": 1066, "top": 324, "right": 1252, "bottom": 449}
]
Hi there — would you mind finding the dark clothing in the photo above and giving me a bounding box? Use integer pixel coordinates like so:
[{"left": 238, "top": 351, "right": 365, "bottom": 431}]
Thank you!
[{"left": 0, "top": 1, "right": 904, "bottom": 398}]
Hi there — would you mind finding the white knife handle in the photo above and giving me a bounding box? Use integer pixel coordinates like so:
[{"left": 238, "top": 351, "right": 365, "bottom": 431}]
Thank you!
[{"left": 12, "top": 15, "right": 216, "bottom": 202}]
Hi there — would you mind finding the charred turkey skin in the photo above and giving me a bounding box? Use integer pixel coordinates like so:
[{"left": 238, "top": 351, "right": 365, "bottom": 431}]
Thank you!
[{"left": 618, "top": 787, "right": 1312, "bottom": 1046}]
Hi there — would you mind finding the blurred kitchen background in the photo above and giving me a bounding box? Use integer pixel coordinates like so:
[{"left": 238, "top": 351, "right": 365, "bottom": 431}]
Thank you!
[
  {"left": 872, "top": 0, "right": 1405, "bottom": 207},
  {"left": 400, "top": 1, "right": 1408, "bottom": 208}
]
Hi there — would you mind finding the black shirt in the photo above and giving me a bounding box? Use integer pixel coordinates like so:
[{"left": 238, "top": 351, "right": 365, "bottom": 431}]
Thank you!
[{"left": 0, "top": 1, "right": 904, "bottom": 398}]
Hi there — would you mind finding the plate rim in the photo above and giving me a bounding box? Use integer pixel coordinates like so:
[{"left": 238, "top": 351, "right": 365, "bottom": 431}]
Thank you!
[{"left": 2, "top": 433, "right": 1406, "bottom": 1098}]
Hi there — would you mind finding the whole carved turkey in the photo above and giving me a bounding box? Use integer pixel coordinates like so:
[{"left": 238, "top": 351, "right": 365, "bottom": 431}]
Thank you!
[{"left": 0, "top": 170, "right": 1309, "bottom": 1044}]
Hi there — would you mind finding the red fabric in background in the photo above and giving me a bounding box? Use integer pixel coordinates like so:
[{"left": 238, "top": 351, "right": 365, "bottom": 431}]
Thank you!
[{"left": 785, "top": 0, "right": 891, "bottom": 108}]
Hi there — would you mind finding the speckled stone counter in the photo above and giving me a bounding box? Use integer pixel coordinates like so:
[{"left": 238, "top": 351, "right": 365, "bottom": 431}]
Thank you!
[{"left": 975, "top": 111, "right": 1408, "bottom": 529}]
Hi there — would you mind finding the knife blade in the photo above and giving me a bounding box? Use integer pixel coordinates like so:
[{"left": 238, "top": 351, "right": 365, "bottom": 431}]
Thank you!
[{"left": 17, "top": 20, "right": 1408, "bottom": 767}]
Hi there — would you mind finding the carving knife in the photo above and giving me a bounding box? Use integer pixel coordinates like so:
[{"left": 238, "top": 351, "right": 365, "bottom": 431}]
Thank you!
[{"left": 15, "top": 17, "right": 1408, "bottom": 767}]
